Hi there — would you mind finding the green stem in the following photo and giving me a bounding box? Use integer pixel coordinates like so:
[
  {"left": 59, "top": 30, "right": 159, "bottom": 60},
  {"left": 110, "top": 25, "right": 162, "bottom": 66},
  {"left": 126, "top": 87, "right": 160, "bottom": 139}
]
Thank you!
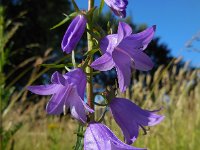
[
  {"left": 86, "top": 0, "right": 95, "bottom": 120},
  {"left": 74, "top": 124, "right": 84, "bottom": 150},
  {"left": 97, "top": 107, "right": 108, "bottom": 123}
]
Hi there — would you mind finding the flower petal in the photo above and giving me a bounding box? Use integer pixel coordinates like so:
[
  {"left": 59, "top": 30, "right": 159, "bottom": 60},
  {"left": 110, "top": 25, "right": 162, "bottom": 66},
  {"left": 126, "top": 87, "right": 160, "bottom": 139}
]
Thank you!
[
  {"left": 131, "top": 51, "right": 154, "bottom": 71},
  {"left": 61, "top": 15, "right": 87, "bottom": 54},
  {"left": 46, "top": 85, "right": 69, "bottom": 115},
  {"left": 117, "top": 37, "right": 144, "bottom": 51},
  {"left": 117, "top": 25, "right": 156, "bottom": 59},
  {"left": 110, "top": 7, "right": 126, "bottom": 18},
  {"left": 113, "top": 50, "right": 132, "bottom": 92},
  {"left": 104, "top": 0, "right": 128, "bottom": 18},
  {"left": 82, "top": 102, "right": 94, "bottom": 113},
  {"left": 27, "top": 84, "right": 60, "bottom": 95},
  {"left": 69, "top": 87, "right": 90, "bottom": 123},
  {"left": 117, "top": 44, "right": 154, "bottom": 71},
  {"left": 63, "top": 68, "right": 86, "bottom": 98},
  {"left": 51, "top": 71, "right": 66, "bottom": 86},
  {"left": 91, "top": 53, "right": 115, "bottom": 71},
  {"left": 84, "top": 123, "right": 111, "bottom": 150},
  {"left": 100, "top": 34, "right": 118, "bottom": 54},
  {"left": 104, "top": 0, "right": 128, "bottom": 10},
  {"left": 110, "top": 98, "right": 139, "bottom": 144},
  {"left": 117, "top": 22, "right": 132, "bottom": 44},
  {"left": 130, "top": 25, "right": 156, "bottom": 50},
  {"left": 110, "top": 98, "right": 164, "bottom": 144},
  {"left": 84, "top": 123, "right": 146, "bottom": 150}
]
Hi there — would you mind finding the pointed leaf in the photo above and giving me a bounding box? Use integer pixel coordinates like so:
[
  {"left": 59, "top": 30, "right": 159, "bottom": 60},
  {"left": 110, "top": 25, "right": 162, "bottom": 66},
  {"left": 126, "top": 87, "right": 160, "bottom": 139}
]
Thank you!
[
  {"left": 71, "top": 0, "right": 80, "bottom": 12},
  {"left": 72, "top": 50, "right": 77, "bottom": 68},
  {"left": 39, "top": 64, "right": 66, "bottom": 68},
  {"left": 50, "top": 17, "right": 70, "bottom": 30},
  {"left": 50, "top": 12, "right": 78, "bottom": 30},
  {"left": 84, "top": 48, "right": 99, "bottom": 56},
  {"left": 87, "top": 6, "right": 97, "bottom": 17},
  {"left": 99, "top": 0, "right": 105, "bottom": 15}
]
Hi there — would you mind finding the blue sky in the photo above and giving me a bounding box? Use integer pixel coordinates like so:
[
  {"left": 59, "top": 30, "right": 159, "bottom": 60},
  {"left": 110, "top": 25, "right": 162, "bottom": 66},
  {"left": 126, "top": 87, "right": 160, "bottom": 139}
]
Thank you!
[{"left": 75, "top": 0, "right": 200, "bottom": 67}]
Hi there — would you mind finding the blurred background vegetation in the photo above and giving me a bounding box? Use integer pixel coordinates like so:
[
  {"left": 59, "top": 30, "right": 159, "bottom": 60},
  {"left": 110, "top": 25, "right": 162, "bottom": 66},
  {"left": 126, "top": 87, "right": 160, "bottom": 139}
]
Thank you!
[{"left": 0, "top": 0, "right": 199, "bottom": 150}]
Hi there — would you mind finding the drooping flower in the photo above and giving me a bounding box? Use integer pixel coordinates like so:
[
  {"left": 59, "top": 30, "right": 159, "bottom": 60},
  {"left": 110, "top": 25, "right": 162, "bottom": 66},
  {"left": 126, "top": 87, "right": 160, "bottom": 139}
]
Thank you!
[
  {"left": 27, "top": 68, "right": 93, "bottom": 123},
  {"left": 84, "top": 123, "right": 146, "bottom": 150},
  {"left": 61, "top": 14, "right": 87, "bottom": 54},
  {"left": 109, "top": 98, "right": 164, "bottom": 144},
  {"left": 91, "top": 22, "right": 155, "bottom": 92},
  {"left": 104, "top": 0, "right": 128, "bottom": 18}
]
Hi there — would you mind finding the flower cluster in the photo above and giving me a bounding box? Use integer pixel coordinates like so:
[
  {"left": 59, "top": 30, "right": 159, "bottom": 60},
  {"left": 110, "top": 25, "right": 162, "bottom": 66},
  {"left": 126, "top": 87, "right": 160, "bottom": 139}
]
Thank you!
[{"left": 28, "top": 1, "right": 164, "bottom": 149}]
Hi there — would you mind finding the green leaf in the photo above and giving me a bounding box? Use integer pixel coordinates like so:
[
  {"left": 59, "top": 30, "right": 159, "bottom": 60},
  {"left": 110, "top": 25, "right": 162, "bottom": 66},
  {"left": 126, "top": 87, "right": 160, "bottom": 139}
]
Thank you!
[
  {"left": 71, "top": 0, "right": 80, "bottom": 12},
  {"left": 72, "top": 50, "right": 76, "bottom": 68},
  {"left": 84, "top": 48, "right": 99, "bottom": 56},
  {"left": 50, "top": 17, "right": 70, "bottom": 30},
  {"left": 74, "top": 124, "right": 84, "bottom": 150},
  {"left": 50, "top": 12, "right": 78, "bottom": 30},
  {"left": 1, "top": 122, "right": 23, "bottom": 150},
  {"left": 40, "top": 63, "right": 73, "bottom": 68},
  {"left": 65, "top": 66, "right": 71, "bottom": 71},
  {"left": 86, "top": 29, "right": 101, "bottom": 41},
  {"left": 94, "top": 24, "right": 106, "bottom": 37},
  {"left": 86, "top": 71, "right": 100, "bottom": 76},
  {"left": 99, "top": 0, "right": 104, "bottom": 15},
  {"left": 87, "top": 6, "right": 97, "bottom": 17},
  {"left": 63, "top": 12, "right": 78, "bottom": 18}
]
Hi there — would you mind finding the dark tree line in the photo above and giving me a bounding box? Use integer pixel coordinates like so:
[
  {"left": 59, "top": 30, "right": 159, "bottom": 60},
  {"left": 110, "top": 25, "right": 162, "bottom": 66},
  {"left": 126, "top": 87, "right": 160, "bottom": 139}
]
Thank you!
[{"left": 2, "top": 0, "right": 174, "bottom": 88}]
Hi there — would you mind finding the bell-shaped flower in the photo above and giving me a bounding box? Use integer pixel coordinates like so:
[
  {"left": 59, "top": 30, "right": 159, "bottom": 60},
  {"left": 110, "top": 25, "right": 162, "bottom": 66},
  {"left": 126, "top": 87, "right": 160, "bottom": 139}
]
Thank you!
[
  {"left": 61, "top": 14, "right": 87, "bottom": 54},
  {"left": 109, "top": 98, "right": 164, "bottom": 145},
  {"left": 91, "top": 22, "right": 155, "bottom": 92},
  {"left": 84, "top": 123, "right": 146, "bottom": 150},
  {"left": 27, "top": 68, "right": 93, "bottom": 123},
  {"left": 104, "top": 0, "right": 128, "bottom": 18}
]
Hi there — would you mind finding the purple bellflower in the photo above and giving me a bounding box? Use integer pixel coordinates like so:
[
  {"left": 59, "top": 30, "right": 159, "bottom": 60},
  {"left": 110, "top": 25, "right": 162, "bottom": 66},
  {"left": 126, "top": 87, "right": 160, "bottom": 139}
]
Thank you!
[
  {"left": 91, "top": 22, "right": 155, "bottom": 92},
  {"left": 109, "top": 98, "right": 165, "bottom": 144},
  {"left": 27, "top": 68, "right": 93, "bottom": 123},
  {"left": 84, "top": 123, "right": 146, "bottom": 150},
  {"left": 61, "top": 14, "right": 87, "bottom": 54},
  {"left": 104, "top": 0, "right": 128, "bottom": 18}
]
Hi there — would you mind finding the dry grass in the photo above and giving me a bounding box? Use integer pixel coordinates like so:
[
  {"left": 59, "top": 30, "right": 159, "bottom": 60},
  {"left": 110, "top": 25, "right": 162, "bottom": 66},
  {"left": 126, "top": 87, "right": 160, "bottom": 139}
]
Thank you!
[{"left": 2, "top": 61, "right": 200, "bottom": 150}]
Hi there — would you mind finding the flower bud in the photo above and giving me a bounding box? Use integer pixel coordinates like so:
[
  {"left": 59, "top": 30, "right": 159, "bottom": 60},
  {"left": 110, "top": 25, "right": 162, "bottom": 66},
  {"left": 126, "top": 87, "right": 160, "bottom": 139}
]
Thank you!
[{"left": 61, "top": 15, "right": 87, "bottom": 54}]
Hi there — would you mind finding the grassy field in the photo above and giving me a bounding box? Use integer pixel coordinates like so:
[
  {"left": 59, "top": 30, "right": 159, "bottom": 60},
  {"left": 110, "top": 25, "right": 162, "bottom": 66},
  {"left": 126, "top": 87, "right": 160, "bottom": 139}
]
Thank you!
[{"left": 2, "top": 59, "right": 200, "bottom": 150}]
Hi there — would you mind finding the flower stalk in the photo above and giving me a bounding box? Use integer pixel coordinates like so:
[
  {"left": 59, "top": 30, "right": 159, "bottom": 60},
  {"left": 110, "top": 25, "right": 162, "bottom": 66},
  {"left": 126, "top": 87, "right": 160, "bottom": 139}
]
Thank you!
[{"left": 86, "top": 0, "right": 95, "bottom": 120}]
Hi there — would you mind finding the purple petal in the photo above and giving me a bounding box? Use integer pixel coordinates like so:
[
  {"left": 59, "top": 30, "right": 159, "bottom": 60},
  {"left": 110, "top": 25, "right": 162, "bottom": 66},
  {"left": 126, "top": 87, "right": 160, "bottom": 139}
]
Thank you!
[
  {"left": 104, "top": 0, "right": 128, "bottom": 18},
  {"left": 117, "top": 37, "right": 145, "bottom": 51},
  {"left": 130, "top": 25, "right": 156, "bottom": 50},
  {"left": 84, "top": 123, "right": 111, "bottom": 149},
  {"left": 27, "top": 84, "right": 60, "bottom": 95},
  {"left": 104, "top": 0, "right": 128, "bottom": 10},
  {"left": 61, "top": 15, "right": 87, "bottom": 54},
  {"left": 131, "top": 51, "right": 154, "bottom": 71},
  {"left": 113, "top": 50, "right": 132, "bottom": 92},
  {"left": 91, "top": 53, "right": 115, "bottom": 71},
  {"left": 110, "top": 7, "right": 126, "bottom": 18},
  {"left": 46, "top": 85, "right": 69, "bottom": 115},
  {"left": 100, "top": 34, "right": 118, "bottom": 54},
  {"left": 117, "top": 22, "right": 132, "bottom": 44},
  {"left": 110, "top": 98, "right": 164, "bottom": 144},
  {"left": 63, "top": 68, "right": 86, "bottom": 99},
  {"left": 116, "top": 43, "right": 154, "bottom": 71},
  {"left": 84, "top": 123, "right": 146, "bottom": 150},
  {"left": 69, "top": 87, "right": 90, "bottom": 123},
  {"left": 82, "top": 102, "right": 94, "bottom": 113},
  {"left": 51, "top": 71, "right": 66, "bottom": 86},
  {"left": 117, "top": 26, "right": 155, "bottom": 52}
]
